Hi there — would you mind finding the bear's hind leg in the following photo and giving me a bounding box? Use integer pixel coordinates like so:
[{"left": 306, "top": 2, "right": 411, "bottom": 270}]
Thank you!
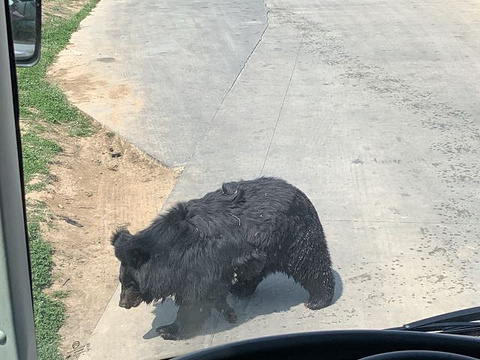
[
  {"left": 303, "top": 268, "right": 335, "bottom": 310},
  {"left": 286, "top": 230, "right": 335, "bottom": 310}
]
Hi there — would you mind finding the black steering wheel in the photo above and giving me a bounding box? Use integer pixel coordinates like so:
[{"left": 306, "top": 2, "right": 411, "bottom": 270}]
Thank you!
[
  {"left": 175, "top": 330, "right": 480, "bottom": 360},
  {"left": 359, "top": 350, "right": 478, "bottom": 360}
]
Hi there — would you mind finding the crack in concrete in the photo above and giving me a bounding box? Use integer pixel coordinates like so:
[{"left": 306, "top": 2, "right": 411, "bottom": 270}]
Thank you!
[
  {"left": 217, "top": 1, "right": 271, "bottom": 109},
  {"left": 260, "top": 41, "right": 303, "bottom": 175},
  {"left": 184, "top": 0, "right": 271, "bottom": 167}
]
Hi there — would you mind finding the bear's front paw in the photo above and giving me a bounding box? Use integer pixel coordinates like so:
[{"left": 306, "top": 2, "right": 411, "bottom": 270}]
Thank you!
[
  {"left": 305, "top": 298, "right": 331, "bottom": 310},
  {"left": 156, "top": 324, "right": 182, "bottom": 341},
  {"left": 223, "top": 308, "right": 237, "bottom": 323}
]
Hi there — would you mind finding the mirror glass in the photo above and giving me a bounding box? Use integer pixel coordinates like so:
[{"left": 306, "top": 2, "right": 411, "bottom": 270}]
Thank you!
[{"left": 9, "top": 0, "right": 40, "bottom": 65}]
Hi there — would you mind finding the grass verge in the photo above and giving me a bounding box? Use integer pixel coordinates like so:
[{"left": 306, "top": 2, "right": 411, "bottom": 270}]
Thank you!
[
  {"left": 17, "top": 0, "right": 99, "bottom": 137},
  {"left": 27, "top": 202, "right": 65, "bottom": 360},
  {"left": 17, "top": 0, "right": 100, "bottom": 358}
]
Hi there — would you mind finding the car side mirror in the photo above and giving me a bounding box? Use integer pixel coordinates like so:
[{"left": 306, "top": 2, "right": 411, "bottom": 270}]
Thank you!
[{"left": 9, "top": 0, "right": 40, "bottom": 66}]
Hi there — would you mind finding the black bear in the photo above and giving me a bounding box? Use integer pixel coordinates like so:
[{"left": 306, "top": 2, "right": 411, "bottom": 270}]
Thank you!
[{"left": 112, "top": 177, "right": 335, "bottom": 340}]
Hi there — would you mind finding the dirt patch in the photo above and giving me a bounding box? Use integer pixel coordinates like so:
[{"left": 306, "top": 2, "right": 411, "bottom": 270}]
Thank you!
[
  {"left": 43, "top": 0, "right": 89, "bottom": 20},
  {"left": 47, "top": 48, "right": 143, "bottom": 133},
  {"left": 27, "top": 126, "right": 180, "bottom": 358}
]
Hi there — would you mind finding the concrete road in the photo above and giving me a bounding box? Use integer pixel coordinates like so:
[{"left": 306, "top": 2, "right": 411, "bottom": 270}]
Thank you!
[{"left": 53, "top": 0, "right": 480, "bottom": 358}]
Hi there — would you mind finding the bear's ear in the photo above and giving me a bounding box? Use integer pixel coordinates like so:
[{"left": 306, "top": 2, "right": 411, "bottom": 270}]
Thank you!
[
  {"left": 221, "top": 182, "right": 245, "bottom": 204},
  {"left": 111, "top": 228, "right": 131, "bottom": 246},
  {"left": 111, "top": 228, "right": 150, "bottom": 269}
]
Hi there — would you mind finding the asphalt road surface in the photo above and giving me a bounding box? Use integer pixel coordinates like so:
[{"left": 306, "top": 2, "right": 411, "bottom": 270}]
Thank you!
[{"left": 54, "top": 0, "right": 480, "bottom": 358}]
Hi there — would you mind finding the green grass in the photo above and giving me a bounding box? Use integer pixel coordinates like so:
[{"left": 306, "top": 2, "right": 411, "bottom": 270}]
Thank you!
[
  {"left": 26, "top": 201, "right": 65, "bottom": 360},
  {"left": 22, "top": 132, "right": 62, "bottom": 183},
  {"left": 17, "top": 0, "right": 100, "bottom": 358},
  {"left": 28, "top": 204, "right": 64, "bottom": 351},
  {"left": 33, "top": 291, "right": 65, "bottom": 360}
]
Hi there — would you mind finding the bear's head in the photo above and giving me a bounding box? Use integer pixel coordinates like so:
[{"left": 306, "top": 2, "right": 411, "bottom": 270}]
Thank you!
[{"left": 111, "top": 228, "right": 150, "bottom": 309}]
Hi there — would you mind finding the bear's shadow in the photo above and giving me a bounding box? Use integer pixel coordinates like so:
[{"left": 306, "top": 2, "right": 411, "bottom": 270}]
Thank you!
[{"left": 143, "top": 270, "right": 343, "bottom": 339}]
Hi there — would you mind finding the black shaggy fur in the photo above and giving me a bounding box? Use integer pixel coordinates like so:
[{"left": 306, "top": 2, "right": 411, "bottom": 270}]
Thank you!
[{"left": 112, "top": 177, "right": 335, "bottom": 340}]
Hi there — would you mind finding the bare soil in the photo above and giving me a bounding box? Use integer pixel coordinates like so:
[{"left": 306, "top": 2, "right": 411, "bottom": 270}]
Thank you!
[{"left": 27, "top": 127, "right": 180, "bottom": 358}]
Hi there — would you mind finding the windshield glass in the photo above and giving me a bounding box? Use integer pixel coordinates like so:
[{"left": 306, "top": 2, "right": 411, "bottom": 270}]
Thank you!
[{"left": 17, "top": 0, "right": 480, "bottom": 359}]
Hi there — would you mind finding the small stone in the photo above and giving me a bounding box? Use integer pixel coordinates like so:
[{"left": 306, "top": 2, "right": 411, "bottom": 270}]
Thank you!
[{"left": 61, "top": 216, "right": 83, "bottom": 228}]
